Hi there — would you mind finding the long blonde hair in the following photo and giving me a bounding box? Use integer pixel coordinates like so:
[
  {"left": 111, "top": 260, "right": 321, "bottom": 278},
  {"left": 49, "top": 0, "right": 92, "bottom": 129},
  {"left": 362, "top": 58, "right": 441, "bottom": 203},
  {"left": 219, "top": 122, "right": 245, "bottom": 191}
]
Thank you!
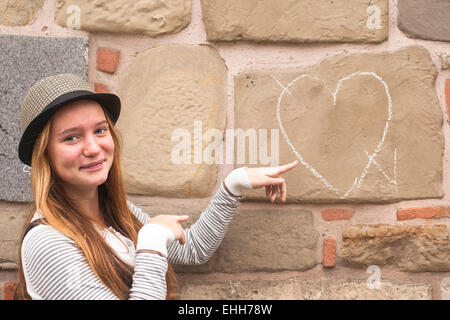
[{"left": 15, "top": 108, "right": 178, "bottom": 299}]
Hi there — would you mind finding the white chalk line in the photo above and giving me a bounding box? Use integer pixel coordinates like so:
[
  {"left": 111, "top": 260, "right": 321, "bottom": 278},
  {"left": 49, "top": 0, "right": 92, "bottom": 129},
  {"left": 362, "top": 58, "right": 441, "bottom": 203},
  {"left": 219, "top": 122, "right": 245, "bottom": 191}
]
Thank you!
[{"left": 274, "top": 72, "right": 394, "bottom": 199}]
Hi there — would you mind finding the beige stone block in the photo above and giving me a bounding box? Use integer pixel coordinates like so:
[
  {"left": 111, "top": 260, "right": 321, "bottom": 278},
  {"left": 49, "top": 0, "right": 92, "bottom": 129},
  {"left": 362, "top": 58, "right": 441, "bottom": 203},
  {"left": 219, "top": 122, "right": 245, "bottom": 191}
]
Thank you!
[
  {"left": 441, "top": 278, "right": 450, "bottom": 300},
  {"left": 0, "top": 0, "right": 44, "bottom": 26},
  {"left": 0, "top": 201, "right": 31, "bottom": 269},
  {"left": 341, "top": 224, "right": 450, "bottom": 272},
  {"left": 175, "top": 208, "right": 319, "bottom": 273},
  {"left": 440, "top": 52, "right": 450, "bottom": 70},
  {"left": 55, "top": 0, "right": 192, "bottom": 36},
  {"left": 180, "top": 278, "right": 431, "bottom": 300},
  {"left": 234, "top": 46, "right": 443, "bottom": 203},
  {"left": 201, "top": 0, "right": 388, "bottom": 43},
  {"left": 117, "top": 44, "right": 227, "bottom": 198}
]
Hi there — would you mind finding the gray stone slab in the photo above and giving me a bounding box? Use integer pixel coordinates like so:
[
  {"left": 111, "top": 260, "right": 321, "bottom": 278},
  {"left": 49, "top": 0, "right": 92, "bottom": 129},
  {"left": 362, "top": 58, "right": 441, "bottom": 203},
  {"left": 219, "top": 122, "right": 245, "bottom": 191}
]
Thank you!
[
  {"left": 398, "top": 0, "right": 450, "bottom": 42},
  {"left": 0, "top": 35, "right": 89, "bottom": 202}
]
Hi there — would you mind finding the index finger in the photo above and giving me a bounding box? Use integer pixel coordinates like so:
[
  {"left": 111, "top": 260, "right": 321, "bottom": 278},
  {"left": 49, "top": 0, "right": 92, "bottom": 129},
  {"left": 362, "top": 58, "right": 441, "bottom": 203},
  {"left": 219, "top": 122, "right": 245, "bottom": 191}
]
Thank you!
[
  {"left": 174, "top": 215, "right": 189, "bottom": 223},
  {"left": 274, "top": 160, "right": 298, "bottom": 175}
]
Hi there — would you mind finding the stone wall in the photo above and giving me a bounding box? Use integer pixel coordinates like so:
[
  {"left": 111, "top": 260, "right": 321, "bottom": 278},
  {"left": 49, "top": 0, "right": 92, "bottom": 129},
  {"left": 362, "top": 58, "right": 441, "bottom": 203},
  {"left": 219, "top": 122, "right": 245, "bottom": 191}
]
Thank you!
[{"left": 1, "top": 0, "right": 450, "bottom": 300}]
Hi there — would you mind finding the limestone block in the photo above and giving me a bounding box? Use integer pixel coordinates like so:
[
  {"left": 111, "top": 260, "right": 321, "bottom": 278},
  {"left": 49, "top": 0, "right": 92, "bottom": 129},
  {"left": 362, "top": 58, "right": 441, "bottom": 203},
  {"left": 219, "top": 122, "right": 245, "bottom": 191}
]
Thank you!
[
  {"left": 441, "top": 278, "right": 450, "bottom": 300},
  {"left": 341, "top": 224, "right": 450, "bottom": 272},
  {"left": 180, "top": 278, "right": 432, "bottom": 300},
  {"left": 234, "top": 46, "right": 443, "bottom": 203},
  {"left": 398, "top": 0, "right": 450, "bottom": 42},
  {"left": 117, "top": 44, "right": 227, "bottom": 198},
  {"left": 175, "top": 208, "right": 319, "bottom": 273},
  {"left": 0, "top": 201, "right": 31, "bottom": 269},
  {"left": 440, "top": 53, "right": 450, "bottom": 70},
  {"left": 0, "top": 35, "right": 89, "bottom": 202},
  {"left": 201, "top": 0, "right": 388, "bottom": 43},
  {"left": 0, "top": 0, "right": 44, "bottom": 26},
  {"left": 55, "top": 0, "right": 192, "bottom": 36}
]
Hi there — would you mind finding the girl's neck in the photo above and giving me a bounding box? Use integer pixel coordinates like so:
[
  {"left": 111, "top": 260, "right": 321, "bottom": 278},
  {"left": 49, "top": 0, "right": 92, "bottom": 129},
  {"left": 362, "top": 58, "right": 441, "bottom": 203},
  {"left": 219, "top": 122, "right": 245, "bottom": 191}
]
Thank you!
[{"left": 63, "top": 184, "right": 106, "bottom": 228}]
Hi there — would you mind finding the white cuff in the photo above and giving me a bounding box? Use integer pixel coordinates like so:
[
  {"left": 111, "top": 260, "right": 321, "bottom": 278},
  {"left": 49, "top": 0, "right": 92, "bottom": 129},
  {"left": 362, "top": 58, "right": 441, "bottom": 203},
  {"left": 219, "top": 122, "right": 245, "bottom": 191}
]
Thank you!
[
  {"left": 136, "top": 223, "right": 175, "bottom": 258},
  {"left": 224, "top": 167, "right": 253, "bottom": 197}
]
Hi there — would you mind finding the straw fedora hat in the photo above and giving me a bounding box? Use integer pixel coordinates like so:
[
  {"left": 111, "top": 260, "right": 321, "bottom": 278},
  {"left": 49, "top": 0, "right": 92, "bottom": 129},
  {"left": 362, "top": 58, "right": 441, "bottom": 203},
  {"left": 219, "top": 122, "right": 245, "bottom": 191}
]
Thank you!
[{"left": 18, "top": 73, "right": 121, "bottom": 166}]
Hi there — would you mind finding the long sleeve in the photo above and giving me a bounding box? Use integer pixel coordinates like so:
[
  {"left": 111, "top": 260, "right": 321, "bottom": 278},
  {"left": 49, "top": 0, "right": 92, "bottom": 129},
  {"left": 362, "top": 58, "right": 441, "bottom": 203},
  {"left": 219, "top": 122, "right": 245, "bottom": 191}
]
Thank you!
[
  {"left": 22, "top": 224, "right": 169, "bottom": 300},
  {"left": 128, "top": 182, "right": 241, "bottom": 265}
]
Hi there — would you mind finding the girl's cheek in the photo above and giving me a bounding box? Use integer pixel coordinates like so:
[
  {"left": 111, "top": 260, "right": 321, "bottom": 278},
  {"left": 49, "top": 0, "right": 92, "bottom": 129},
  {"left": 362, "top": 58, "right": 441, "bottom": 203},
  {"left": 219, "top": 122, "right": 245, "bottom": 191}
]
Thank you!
[{"left": 58, "top": 146, "right": 82, "bottom": 168}]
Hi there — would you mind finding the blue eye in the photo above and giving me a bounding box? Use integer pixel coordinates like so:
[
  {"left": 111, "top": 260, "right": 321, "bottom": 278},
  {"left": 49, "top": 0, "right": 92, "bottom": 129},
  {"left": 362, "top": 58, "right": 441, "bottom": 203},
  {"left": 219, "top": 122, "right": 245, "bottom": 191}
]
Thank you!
[
  {"left": 96, "top": 128, "right": 107, "bottom": 134},
  {"left": 64, "top": 136, "right": 77, "bottom": 142}
]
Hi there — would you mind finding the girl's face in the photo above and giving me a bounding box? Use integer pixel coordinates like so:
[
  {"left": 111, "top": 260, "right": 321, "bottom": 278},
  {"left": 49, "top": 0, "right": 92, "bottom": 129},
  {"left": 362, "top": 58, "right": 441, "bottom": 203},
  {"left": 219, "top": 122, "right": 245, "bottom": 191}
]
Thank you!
[{"left": 46, "top": 100, "right": 115, "bottom": 195}]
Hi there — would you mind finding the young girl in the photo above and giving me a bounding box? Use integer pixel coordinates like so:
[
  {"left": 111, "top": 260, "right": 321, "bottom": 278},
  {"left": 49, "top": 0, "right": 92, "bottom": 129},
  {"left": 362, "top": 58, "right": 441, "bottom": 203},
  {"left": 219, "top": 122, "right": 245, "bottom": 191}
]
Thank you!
[{"left": 15, "top": 73, "right": 298, "bottom": 300}]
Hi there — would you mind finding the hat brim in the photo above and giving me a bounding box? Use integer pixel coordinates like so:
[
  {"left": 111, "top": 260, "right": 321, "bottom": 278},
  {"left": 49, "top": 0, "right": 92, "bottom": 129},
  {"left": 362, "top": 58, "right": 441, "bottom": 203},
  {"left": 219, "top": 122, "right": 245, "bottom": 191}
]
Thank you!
[{"left": 18, "top": 90, "right": 121, "bottom": 166}]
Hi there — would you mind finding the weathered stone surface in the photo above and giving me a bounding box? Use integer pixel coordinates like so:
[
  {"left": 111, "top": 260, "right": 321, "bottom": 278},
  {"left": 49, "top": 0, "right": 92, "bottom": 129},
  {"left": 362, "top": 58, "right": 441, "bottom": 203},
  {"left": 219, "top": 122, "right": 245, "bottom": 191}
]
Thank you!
[
  {"left": 0, "top": 0, "right": 44, "bottom": 26},
  {"left": 234, "top": 46, "right": 443, "bottom": 203},
  {"left": 180, "top": 278, "right": 431, "bottom": 300},
  {"left": 441, "top": 53, "right": 450, "bottom": 70},
  {"left": 55, "top": 0, "right": 192, "bottom": 36},
  {"left": 0, "top": 35, "right": 89, "bottom": 202},
  {"left": 201, "top": 0, "right": 388, "bottom": 43},
  {"left": 0, "top": 201, "right": 31, "bottom": 269},
  {"left": 175, "top": 208, "right": 319, "bottom": 273},
  {"left": 341, "top": 224, "right": 450, "bottom": 272},
  {"left": 441, "top": 278, "right": 450, "bottom": 300},
  {"left": 117, "top": 45, "right": 227, "bottom": 198},
  {"left": 398, "top": 0, "right": 450, "bottom": 42}
]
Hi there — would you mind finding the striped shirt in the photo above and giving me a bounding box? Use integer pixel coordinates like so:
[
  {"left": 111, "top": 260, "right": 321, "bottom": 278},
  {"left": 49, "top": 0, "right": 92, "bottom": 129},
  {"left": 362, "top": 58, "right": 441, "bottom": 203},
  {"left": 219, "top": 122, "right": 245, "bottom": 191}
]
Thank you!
[{"left": 21, "top": 183, "right": 241, "bottom": 300}]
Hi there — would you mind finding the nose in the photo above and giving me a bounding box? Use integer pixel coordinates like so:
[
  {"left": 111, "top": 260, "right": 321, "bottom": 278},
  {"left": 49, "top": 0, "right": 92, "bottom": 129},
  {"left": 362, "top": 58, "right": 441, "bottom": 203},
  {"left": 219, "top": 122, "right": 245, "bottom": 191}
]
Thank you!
[{"left": 82, "top": 134, "right": 102, "bottom": 157}]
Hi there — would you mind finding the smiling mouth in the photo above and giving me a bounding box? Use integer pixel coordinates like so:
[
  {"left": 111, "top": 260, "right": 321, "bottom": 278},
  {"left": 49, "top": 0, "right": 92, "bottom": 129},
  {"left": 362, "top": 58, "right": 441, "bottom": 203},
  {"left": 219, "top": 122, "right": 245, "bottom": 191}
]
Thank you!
[{"left": 80, "top": 160, "right": 104, "bottom": 170}]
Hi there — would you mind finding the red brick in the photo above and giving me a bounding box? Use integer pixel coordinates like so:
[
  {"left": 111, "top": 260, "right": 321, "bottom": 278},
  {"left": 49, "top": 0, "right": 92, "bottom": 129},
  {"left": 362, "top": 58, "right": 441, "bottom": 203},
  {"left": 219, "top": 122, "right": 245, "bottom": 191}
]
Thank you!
[
  {"left": 446, "top": 79, "right": 450, "bottom": 124},
  {"left": 3, "top": 282, "right": 17, "bottom": 300},
  {"left": 397, "top": 206, "right": 448, "bottom": 221},
  {"left": 97, "top": 47, "right": 120, "bottom": 73},
  {"left": 321, "top": 209, "right": 353, "bottom": 221},
  {"left": 322, "top": 237, "right": 336, "bottom": 268},
  {"left": 94, "top": 83, "right": 110, "bottom": 93}
]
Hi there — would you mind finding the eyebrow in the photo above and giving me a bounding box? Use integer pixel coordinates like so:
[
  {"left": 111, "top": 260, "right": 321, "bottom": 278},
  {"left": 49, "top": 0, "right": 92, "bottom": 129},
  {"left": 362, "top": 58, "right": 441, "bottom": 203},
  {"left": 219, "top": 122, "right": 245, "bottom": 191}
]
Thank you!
[{"left": 57, "top": 120, "right": 108, "bottom": 136}]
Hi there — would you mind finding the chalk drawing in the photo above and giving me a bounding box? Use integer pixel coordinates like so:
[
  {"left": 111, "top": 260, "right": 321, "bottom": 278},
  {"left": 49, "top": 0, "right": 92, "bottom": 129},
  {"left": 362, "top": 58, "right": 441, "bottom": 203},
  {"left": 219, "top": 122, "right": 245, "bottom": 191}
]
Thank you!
[{"left": 273, "top": 72, "right": 394, "bottom": 199}]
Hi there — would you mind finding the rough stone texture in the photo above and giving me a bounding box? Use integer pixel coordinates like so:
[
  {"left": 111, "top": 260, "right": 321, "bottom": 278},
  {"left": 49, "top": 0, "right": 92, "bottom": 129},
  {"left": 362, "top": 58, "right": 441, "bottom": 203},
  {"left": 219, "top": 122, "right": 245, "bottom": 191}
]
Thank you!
[
  {"left": 175, "top": 208, "right": 319, "bottom": 273},
  {"left": 446, "top": 79, "right": 450, "bottom": 125},
  {"left": 0, "top": 35, "right": 89, "bottom": 202},
  {"left": 398, "top": 0, "right": 450, "bottom": 42},
  {"left": 201, "top": 0, "right": 388, "bottom": 43},
  {"left": 341, "top": 224, "right": 450, "bottom": 272},
  {"left": 55, "top": 0, "right": 192, "bottom": 37},
  {"left": 180, "top": 278, "right": 432, "bottom": 300},
  {"left": 441, "top": 278, "right": 450, "bottom": 300},
  {"left": 117, "top": 44, "right": 227, "bottom": 198},
  {"left": 0, "top": 201, "right": 31, "bottom": 269},
  {"left": 441, "top": 53, "right": 450, "bottom": 70},
  {"left": 0, "top": 0, "right": 44, "bottom": 26},
  {"left": 234, "top": 46, "right": 443, "bottom": 203}
]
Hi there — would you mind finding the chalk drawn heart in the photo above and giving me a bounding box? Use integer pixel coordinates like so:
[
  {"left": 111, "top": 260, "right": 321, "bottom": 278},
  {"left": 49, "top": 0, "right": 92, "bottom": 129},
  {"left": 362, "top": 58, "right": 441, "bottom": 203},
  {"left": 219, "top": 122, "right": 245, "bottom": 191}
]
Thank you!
[{"left": 275, "top": 72, "right": 392, "bottom": 199}]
